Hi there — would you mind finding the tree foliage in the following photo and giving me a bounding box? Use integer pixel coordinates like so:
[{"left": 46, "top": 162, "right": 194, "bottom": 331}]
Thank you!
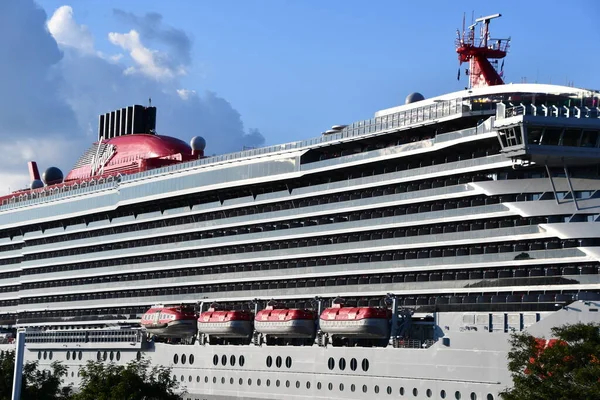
[
  {"left": 70, "top": 358, "right": 181, "bottom": 400},
  {"left": 500, "top": 322, "right": 600, "bottom": 400},
  {"left": 0, "top": 351, "right": 180, "bottom": 400},
  {"left": 0, "top": 350, "right": 72, "bottom": 400}
]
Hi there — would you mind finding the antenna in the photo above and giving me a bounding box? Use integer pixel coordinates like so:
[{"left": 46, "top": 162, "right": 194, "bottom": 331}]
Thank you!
[
  {"left": 148, "top": 97, "right": 152, "bottom": 107},
  {"left": 455, "top": 12, "right": 510, "bottom": 88}
]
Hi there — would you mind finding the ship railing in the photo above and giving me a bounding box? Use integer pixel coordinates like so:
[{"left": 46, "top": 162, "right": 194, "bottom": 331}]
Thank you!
[
  {"left": 394, "top": 339, "right": 435, "bottom": 349},
  {"left": 24, "top": 329, "right": 143, "bottom": 344},
  {"left": 503, "top": 103, "right": 600, "bottom": 120},
  {"left": 122, "top": 97, "right": 466, "bottom": 183}
]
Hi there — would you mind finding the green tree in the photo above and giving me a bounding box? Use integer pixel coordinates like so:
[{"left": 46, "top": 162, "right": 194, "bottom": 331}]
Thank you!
[
  {"left": 71, "top": 358, "right": 181, "bottom": 400},
  {"left": 500, "top": 322, "right": 600, "bottom": 400},
  {"left": 0, "top": 350, "right": 72, "bottom": 400}
]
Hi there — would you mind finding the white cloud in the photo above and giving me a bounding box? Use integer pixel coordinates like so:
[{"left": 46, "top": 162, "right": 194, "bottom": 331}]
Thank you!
[
  {"left": 47, "top": 5, "right": 94, "bottom": 54},
  {"left": 177, "top": 89, "right": 196, "bottom": 100},
  {"left": 108, "top": 30, "right": 184, "bottom": 80}
]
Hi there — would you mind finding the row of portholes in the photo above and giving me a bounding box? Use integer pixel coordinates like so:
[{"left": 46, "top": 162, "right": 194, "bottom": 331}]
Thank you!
[
  {"left": 179, "top": 374, "right": 495, "bottom": 399},
  {"left": 96, "top": 350, "right": 121, "bottom": 362},
  {"left": 37, "top": 351, "right": 53, "bottom": 360},
  {"left": 173, "top": 353, "right": 195, "bottom": 365},
  {"left": 266, "top": 355, "right": 292, "bottom": 369},
  {"left": 327, "top": 356, "right": 369, "bottom": 372},
  {"left": 212, "top": 354, "right": 245, "bottom": 367},
  {"left": 65, "top": 351, "right": 83, "bottom": 361}
]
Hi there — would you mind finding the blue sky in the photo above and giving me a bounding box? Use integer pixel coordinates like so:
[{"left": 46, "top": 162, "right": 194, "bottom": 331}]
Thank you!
[
  {"left": 0, "top": 0, "right": 598, "bottom": 192},
  {"left": 35, "top": 0, "right": 600, "bottom": 144}
]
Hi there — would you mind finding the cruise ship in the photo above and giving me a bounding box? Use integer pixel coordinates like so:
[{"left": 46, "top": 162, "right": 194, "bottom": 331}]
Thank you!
[{"left": 0, "top": 13, "right": 599, "bottom": 400}]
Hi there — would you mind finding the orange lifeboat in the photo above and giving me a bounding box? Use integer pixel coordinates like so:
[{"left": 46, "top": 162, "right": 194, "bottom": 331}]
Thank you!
[
  {"left": 254, "top": 306, "right": 315, "bottom": 338},
  {"left": 319, "top": 304, "right": 391, "bottom": 339},
  {"left": 140, "top": 305, "right": 196, "bottom": 338},
  {"left": 197, "top": 306, "right": 253, "bottom": 340}
]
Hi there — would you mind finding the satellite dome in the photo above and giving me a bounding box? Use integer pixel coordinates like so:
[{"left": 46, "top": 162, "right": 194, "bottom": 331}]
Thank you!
[
  {"left": 190, "top": 136, "right": 206, "bottom": 152},
  {"left": 30, "top": 179, "right": 44, "bottom": 189},
  {"left": 42, "top": 167, "right": 63, "bottom": 185},
  {"left": 405, "top": 92, "right": 425, "bottom": 104}
]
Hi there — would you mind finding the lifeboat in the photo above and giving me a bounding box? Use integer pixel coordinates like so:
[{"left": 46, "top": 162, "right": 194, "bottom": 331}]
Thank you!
[
  {"left": 254, "top": 306, "right": 315, "bottom": 338},
  {"left": 197, "top": 307, "right": 253, "bottom": 339},
  {"left": 140, "top": 305, "right": 196, "bottom": 338},
  {"left": 319, "top": 304, "right": 391, "bottom": 339}
]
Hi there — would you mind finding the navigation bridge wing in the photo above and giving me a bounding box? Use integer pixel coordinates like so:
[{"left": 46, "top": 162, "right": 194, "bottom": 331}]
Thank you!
[{"left": 494, "top": 102, "right": 600, "bottom": 167}]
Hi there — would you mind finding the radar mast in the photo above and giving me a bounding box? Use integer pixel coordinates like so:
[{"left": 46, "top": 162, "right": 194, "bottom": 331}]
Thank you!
[{"left": 456, "top": 13, "right": 510, "bottom": 88}]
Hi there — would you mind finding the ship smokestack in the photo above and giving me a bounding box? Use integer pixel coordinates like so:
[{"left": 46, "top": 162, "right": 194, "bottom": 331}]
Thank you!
[{"left": 98, "top": 105, "right": 157, "bottom": 141}]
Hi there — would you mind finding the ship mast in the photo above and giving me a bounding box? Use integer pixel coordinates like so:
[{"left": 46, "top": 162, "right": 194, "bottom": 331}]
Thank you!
[{"left": 456, "top": 13, "right": 510, "bottom": 89}]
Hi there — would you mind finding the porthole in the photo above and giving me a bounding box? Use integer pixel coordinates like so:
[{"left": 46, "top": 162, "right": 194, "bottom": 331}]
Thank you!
[
  {"left": 339, "top": 358, "right": 346, "bottom": 370},
  {"left": 276, "top": 380, "right": 281, "bottom": 387},
  {"left": 361, "top": 358, "right": 369, "bottom": 372},
  {"left": 116, "top": 351, "right": 121, "bottom": 361},
  {"left": 49, "top": 352, "right": 53, "bottom": 360},
  {"left": 103, "top": 351, "right": 107, "bottom": 361},
  {"left": 487, "top": 395, "right": 494, "bottom": 400},
  {"left": 363, "top": 384, "right": 368, "bottom": 393},
  {"left": 188, "top": 376, "right": 192, "bottom": 383},
  {"left": 205, "top": 376, "right": 208, "bottom": 383},
  {"left": 66, "top": 352, "right": 70, "bottom": 360},
  {"left": 387, "top": 386, "right": 392, "bottom": 395},
  {"left": 375, "top": 385, "right": 380, "bottom": 394},
  {"left": 339, "top": 383, "right": 344, "bottom": 391},
  {"left": 239, "top": 378, "right": 243, "bottom": 385},
  {"left": 286, "top": 356, "right": 292, "bottom": 368},
  {"left": 43, "top": 351, "right": 47, "bottom": 360},
  {"left": 213, "top": 355, "right": 218, "bottom": 366},
  {"left": 230, "top": 355, "right": 235, "bottom": 366},
  {"left": 317, "top": 382, "right": 321, "bottom": 390},
  {"left": 350, "top": 358, "right": 357, "bottom": 371},
  {"left": 248, "top": 378, "right": 252, "bottom": 386},
  {"left": 456, "top": 391, "right": 462, "bottom": 400},
  {"left": 37, "top": 351, "right": 41, "bottom": 360},
  {"left": 183, "top": 375, "right": 187, "bottom": 383},
  {"left": 413, "top": 388, "right": 418, "bottom": 396},
  {"left": 96, "top": 352, "right": 101, "bottom": 361},
  {"left": 221, "top": 377, "right": 225, "bottom": 384},
  {"left": 71, "top": 371, "right": 74, "bottom": 377},
  {"left": 78, "top": 351, "right": 82, "bottom": 360},
  {"left": 109, "top": 352, "right": 114, "bottom": 361},
  {"left": 266, "top": 379, "right": 271, "bottom": 387},
  {"left": 286, "top": 380, "right": 290, "bottom": 388},
  {"left": 189, "top": 354, "right": 194, "bottom": 364},
  {"left": 328, "top": 382, "right": 333, "bottom": 391},
  {"left": 257, "top": 379, "right": 261, "bottom": 386},
  {"left": 181, "top": 354, "right": 187, "bottom": 365},
  {"left": 351, "top": 384, "right": 356, "bottom": 392},
  {"left": 173, "top": 354, "right": 179, "bottom": 364},
  {"left": 213, "top": 377, "right": 217, "bottom": 384},
  {"left": 72, "top": 351, "right": 76, "bottom": 360},
  {"left": 196, "top": 376, "right": 200, "bottom": 383},
  {"left": 266, "top": 356, "right": 272, "bottom": 367},
  {"left": 296, "top": 381, "right": 300, "bottom": 389},
  {"left": 400, "top": 387, "right": 405, "bottom": 395},
  {"left": 136, "top": 351, "right": 141, "bottom": 361},
  {"left": 221, "top": 355, "right": 227, "bottom": 366},
  {"left": 441, "top": 390, "right": 446, "bottom": 398},
  {"left": 276, "top": 356, "right": 282, "bottom": 368},
  {"left": 239, "top": 355, "right": 245, "bottom": 366},
  {"left": 173, "top": 375, "right": 177, "bottom": 382},
  {"left": 230, "top": 377, "right": 234, "bottom": 384},
  {"left": 306, "top": 381, "right": 311, "bottom": 389},
  {"left": 327, "top": 357, "right": 335, "bottom": 370},
  {"left": 471, "top": 393, "right": 477, "bottom": 400},
  {"left": 427, "top": 388, "right": 432, "bottom": 397}
]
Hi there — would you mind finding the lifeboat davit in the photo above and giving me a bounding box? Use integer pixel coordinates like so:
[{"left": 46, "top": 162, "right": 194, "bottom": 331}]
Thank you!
[
  {"left": 254, "top": 306, "right": 315, "bottom": 338},
  {"left": 140, "top": 305, "right": 196, "bottom": 338},
  {"left": 319, "top": 304, "right": 391, "bottom": 339},
  {"left": 197, "top": 306, "right": 253, "bottom": 339}
]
